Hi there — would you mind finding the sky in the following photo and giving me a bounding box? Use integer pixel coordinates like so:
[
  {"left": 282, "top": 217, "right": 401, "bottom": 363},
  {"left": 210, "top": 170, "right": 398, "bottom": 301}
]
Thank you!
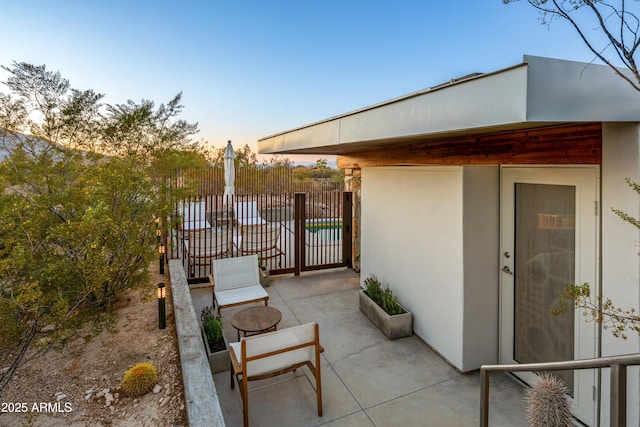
[{"left": 0, "top": 1, "right": 623, "bottom": 164}]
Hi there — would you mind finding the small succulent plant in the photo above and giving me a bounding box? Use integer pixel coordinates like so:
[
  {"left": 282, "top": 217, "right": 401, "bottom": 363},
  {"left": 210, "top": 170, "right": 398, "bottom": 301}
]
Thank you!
[{"left": 121, "top": 362, "right": 157, "bottom": 398}]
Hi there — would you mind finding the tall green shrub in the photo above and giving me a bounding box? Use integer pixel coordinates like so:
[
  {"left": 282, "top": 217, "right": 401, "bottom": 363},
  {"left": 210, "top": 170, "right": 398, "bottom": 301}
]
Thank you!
[{"left": 0, "top": 61, "right": 202, "bottom": 392}]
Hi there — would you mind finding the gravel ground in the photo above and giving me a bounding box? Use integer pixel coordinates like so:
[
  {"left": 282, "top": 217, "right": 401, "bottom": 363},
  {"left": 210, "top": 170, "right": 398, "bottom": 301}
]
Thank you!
[{"left": 0, "top": 263, "right": 187, "bottom": 427}]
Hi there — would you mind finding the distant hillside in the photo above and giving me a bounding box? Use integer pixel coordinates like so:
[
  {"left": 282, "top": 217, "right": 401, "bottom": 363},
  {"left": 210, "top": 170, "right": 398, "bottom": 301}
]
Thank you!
[
  {"left": 0, "top": 131, "right": 67, "bottom": 163},
  {"left": 0, "top": 130, "right": 21, "bottom": 162}
]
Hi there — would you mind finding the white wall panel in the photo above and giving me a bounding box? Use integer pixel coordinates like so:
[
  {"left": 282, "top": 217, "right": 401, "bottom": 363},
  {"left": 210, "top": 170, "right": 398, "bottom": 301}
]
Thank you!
[
  {"left": 361, "top": 166, "right": 464, "bottom": 368},
  {"left": 462, "top": 166, "right": 500, "bottom": 371},
  {"left": 601, "top": 123, "right": 640, "bottom": 425}
]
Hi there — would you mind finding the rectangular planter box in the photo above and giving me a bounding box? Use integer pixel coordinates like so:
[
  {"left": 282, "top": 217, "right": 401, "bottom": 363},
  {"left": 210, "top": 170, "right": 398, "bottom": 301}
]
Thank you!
[
  {"left": 359, "top": 290, "right": 413, "bottom": 340},
  {"left": 259, "top": 267, "right": 270, "bottom": 287},
  {"left": 202, "top": 327, "right": 231, "bottom": 374}
]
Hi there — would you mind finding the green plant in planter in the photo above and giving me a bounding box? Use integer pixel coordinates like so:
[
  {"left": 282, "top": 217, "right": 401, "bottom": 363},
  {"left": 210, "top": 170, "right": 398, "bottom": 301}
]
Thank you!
[
  {"left": 364, "top": 274, "right": 383, "bottom": 305},
  {"left": 381, "top": 288, "right": 404, "bottom": 315},
  {"left": 201, "top": 306, "right": 224, "bottom": 352},
  {"left": 364, "top": 274, "right": 405, "bottom": 315}
]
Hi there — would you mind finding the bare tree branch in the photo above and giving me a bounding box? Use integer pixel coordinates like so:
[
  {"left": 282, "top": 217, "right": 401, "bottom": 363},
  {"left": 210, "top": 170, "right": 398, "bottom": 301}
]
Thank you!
[{"left": 507, "top": 0, "right": 640, "bottom": 90}]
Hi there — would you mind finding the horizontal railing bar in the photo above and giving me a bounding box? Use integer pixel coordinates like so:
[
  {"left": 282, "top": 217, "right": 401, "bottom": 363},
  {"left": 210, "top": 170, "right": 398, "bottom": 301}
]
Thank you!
[{"left": 481, "top": 353, "right": 640, "bottom": 374}]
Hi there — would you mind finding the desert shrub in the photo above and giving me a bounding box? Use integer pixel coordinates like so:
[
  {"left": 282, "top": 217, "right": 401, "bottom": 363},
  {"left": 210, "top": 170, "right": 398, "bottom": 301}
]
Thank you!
[
  {"left": 525, "top": 373, "right": 572, "bottom": 427},
  {"left": 121, "top": 362, "right": 157, "bottom": 397}
]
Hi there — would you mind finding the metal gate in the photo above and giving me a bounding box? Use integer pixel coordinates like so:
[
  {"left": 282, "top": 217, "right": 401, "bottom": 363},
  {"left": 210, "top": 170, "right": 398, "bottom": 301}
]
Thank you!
[{"left": 294, "top": 192, "right": 352, "bottom": 274}]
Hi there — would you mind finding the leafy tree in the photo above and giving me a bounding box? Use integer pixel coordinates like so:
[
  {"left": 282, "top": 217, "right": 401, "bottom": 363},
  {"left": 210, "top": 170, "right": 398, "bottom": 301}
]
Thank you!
[
  {"left": 315, "top": 158, "right": 328, "bottom": 169},
  {"left": 505, "top": 0, "right": 640, "bottom": 90},
  {"left": 330, "top": 167, "right": 346, "bottom": 185},
  {"left": 292, "top": 165, "right": 313, "bottom": 182},
  {"left": 0, "top": 62, "right": 201, "bottom": 393},
  {"left": 264, "top": 154, "right": 293, "bottom": 168},
  {"left": 553, "top": 283, "right": 640, "bottom": 339},
  {"left": 208, "top": 142, "right": 258, "bottom": 168}
]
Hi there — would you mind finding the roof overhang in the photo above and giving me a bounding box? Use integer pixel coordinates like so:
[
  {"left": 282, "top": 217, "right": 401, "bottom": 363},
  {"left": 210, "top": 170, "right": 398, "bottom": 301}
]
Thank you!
[{"left": 258, "top": 55, "right": 640, "bottom": 156}]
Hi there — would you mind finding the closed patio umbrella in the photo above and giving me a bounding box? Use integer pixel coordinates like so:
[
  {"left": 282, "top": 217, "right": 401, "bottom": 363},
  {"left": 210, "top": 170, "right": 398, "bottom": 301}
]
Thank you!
[{"left": 223, "top": 140, "right": 236, "bottom": 204}]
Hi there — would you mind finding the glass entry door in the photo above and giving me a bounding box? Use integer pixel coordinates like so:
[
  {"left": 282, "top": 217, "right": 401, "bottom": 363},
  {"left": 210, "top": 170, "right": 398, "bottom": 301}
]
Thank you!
[
  {"left": 514, "top": 183, "right": 576, "bottom": 392},
  {"left": 500, "top": 167, "right": 598, "bottom": 425}
]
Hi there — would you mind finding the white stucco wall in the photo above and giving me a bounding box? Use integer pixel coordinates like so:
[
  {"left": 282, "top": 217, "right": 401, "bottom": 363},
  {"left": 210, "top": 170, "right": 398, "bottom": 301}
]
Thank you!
[
  {"left": 360, "top": 166, "right": 501, "bottom": 371},
  {"left": 601, "top": 123, "right": 640, "bottom": 425},
  {"left": 361, "top": 166, "right": 465, "bottom": 368},
  {"left": 462, "top": 166, "right": 500, "bottom": 371}
]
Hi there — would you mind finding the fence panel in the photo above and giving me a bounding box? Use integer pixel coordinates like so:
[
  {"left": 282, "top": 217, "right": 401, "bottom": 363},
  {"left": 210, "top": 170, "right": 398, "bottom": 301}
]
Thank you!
[{"left": 164, "top": 165, "right": 350, "bottom": 280}]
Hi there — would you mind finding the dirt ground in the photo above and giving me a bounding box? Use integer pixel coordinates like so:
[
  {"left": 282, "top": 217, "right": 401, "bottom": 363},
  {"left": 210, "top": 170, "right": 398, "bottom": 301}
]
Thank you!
[{"left": 0, "top": 263, "right": 187, "bottom": 427}]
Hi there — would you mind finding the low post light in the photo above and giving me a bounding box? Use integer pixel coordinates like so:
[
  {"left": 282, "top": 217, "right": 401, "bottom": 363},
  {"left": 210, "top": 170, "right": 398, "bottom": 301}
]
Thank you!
[
  {"left": 155, "top": 217, "right": 161, "bottom": 242},
  {"left": 158, "top": 243, "right": 165, "bottom": 275},
  {"left": 157, "top": 282, "right": 166, "bottom": 329}
]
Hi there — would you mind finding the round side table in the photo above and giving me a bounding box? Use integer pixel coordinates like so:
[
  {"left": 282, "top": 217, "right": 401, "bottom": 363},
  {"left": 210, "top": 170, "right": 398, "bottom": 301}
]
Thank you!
[{"left": 230, "top": 306, "right": 282, "bottom": 341}]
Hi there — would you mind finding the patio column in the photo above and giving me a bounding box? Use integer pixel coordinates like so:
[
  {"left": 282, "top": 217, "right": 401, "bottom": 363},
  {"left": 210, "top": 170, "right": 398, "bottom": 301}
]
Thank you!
[{"left": 344, "top": 168, "right": 361, "bottom": 272}]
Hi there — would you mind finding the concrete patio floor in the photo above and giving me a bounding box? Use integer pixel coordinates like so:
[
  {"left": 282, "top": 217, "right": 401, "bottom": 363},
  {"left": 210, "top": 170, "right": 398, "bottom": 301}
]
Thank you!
[{"left": 212, "top": 267, "right": 528, "bottom": 426}]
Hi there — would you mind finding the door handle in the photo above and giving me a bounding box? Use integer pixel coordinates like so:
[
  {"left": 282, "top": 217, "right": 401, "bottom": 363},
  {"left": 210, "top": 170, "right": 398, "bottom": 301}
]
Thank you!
[{"left": 501, "top": 265, "right": 513, "bottom": 275}]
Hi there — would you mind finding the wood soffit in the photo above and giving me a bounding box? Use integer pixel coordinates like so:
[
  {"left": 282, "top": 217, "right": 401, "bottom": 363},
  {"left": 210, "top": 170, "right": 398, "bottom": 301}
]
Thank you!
[{"left": 336, "top": 123, "right": 602, "bottom": 169}]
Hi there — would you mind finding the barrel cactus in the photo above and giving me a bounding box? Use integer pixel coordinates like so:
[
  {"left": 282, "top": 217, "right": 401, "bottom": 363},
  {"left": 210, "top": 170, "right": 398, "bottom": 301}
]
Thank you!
[
  {"left": 525, "top": 373, "right": 573, "bottom": 427},
  {"left": 121, "top": 362, "right": 158, "bottom": 397}
]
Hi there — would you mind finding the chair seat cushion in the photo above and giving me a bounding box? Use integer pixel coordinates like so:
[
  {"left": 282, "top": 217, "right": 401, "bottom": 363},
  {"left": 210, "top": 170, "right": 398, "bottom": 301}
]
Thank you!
[
  {"left": 230, "top": 323, "right": 316, "bottom": 377},
  {"left": 230, "top": 341, "right": 307, "bottom": 377},
  {"left": 215, "top": 285, "right": 268, "bottom": 307}
]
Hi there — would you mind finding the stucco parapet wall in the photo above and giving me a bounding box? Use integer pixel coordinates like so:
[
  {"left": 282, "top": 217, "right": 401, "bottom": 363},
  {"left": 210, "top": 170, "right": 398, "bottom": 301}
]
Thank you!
[
  {"left": 168, "top": 259, "right": 226, "bottom": 426},
  {"left": 258, "top": 55, "right": 640, "bottom": 156}
]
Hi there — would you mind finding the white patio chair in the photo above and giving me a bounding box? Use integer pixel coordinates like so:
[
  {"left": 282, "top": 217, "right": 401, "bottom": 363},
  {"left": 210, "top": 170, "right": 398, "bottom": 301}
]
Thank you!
[
  {"left": 212, "top": 254, "right": 269, "bottom": 314},
  {"left": 228, "top": 322, "right": 323, "bottom": 427}
]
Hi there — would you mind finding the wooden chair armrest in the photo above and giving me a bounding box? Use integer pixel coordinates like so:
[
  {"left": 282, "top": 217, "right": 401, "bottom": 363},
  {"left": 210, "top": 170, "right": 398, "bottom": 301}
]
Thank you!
[{"left": 229, "top": 344, "right": 242, "bottom": 375}]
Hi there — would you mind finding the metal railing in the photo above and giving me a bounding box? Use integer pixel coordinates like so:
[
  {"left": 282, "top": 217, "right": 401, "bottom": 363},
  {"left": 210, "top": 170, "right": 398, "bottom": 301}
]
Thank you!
[{"left": 480, "top": 353, "right": 640, "bottom": 427}]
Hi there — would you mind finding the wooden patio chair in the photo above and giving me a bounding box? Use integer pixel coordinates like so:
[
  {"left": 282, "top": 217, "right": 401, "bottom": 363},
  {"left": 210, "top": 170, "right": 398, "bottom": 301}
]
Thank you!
[
  {"left": 177, "top": 200, "right": 211, "bottom": 240},
  {"left": 184, "top": 228, "right": 231, "bottom": 277},
  {"left": 235, "top": 223, "right": 284, "bottom": 261},
  {"left": 233, "top": 200, "right": 267, "bottom": 226},
  {"left": 228, "top": 322, "right": 323, "bottom": 427}
]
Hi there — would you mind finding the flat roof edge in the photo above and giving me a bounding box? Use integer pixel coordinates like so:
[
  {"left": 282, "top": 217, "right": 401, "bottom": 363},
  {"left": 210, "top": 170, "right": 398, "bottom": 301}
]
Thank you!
[{"left": 258, "top": 62, "right": 529, "bottom": 142}]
